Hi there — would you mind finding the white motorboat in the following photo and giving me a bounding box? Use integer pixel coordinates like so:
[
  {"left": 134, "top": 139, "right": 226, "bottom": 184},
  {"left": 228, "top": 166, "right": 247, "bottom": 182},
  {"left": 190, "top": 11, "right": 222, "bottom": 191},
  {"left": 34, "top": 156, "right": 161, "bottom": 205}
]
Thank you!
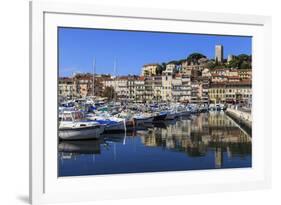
[
  {"left": 187, "top": 104, "right": 199, "bottom": 114},
  {"left": 59, "top": 111, "right": 104, "bottom": 140},
  {"left": 175, "top": 106, "right": 190, "bottom": 117},
  {"left": 86, "top": 113, "right": 126, "bottom": 132},
  {"left": 101, "top": 120, "right": 126, "bottom": 132},
  {"left": 133, "top": 113, "right": 154, "bottom": 124},
  {"left": 164, "top": 111, "right": 176, "bottom": 120}
]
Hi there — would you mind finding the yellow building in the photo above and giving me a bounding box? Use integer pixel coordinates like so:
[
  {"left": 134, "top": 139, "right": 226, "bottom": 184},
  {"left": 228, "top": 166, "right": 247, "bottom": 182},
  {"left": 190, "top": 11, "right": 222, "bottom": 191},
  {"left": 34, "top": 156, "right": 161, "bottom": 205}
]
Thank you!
[
  {"left": 141, "top": 64, "right": 160, "bottom": 76},
  {"left": 58, "top": 77, "right": 74, "bottom": 98},
  {"left": 225, "top": 80, "right": 252, "bottom": 104},
  {"left": 238, "top": 69, "right": 252, "bottom": 80},
  {"left": 208, "top": 80, "right": 251, "bottom": 104},
  {"left": 208, "top": 83, "right": 226, "bottom": 103},
  {"left": 161, "top": 75, "right": 173, "bottom": 101}
]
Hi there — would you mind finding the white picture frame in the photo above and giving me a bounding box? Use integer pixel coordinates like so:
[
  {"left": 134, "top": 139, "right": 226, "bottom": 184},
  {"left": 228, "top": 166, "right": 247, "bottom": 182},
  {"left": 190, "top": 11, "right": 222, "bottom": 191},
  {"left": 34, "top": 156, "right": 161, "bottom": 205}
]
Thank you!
[{"left": 30, "top": 1, "right": 272, "bottom": 204}]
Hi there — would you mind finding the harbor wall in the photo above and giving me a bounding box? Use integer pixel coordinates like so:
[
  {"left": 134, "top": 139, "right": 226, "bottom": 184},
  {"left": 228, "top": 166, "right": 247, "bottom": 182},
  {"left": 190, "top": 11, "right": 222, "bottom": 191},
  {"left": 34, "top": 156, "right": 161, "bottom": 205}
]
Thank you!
[{"left": 226, "top": 107, "right": 252, "bottom": 134}]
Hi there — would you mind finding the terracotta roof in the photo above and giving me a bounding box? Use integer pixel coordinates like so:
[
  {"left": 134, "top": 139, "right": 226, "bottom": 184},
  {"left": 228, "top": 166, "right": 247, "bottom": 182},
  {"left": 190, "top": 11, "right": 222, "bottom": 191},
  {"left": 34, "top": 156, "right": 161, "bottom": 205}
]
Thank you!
[
  {"left": 117, "top": 76, "right": 129, "bottom": 80},
  {"left": 59, "top": 77, "right": 72, "bottom": 83},
  {"left": 96, "top": 77, "right": 112, "bottom": 81},
  {"left": 226, "top": 80, "right": 252, "bottom": 86},
  {"left": 238, "top": 69, "right": 252, "bottom": 72},
  {"left": 72, "top": 73, "right": 93, "bottom": 80},
  {"left": 211, "top": 68, "right": 229, "bottom": 71},
  {"left": 102, "top": 78, "right": 113, "bottom": 81},
  {"left": 227, "top": 76, "right": 240, "bottom": 79},
  {"left": 209, "top": 83, "right": 226, "bottom": 88},
  {"left": 211, "top": 74, "right": 226, "bottom": 77},
  {"left": 143, "top": 63, "right": 160, "bottom": 67}
]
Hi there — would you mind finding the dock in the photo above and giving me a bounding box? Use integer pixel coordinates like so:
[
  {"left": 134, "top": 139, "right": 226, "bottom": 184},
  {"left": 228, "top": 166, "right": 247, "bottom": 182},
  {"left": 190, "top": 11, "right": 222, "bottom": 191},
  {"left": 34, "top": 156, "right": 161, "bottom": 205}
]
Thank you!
[{"left": 225, "top": 107, "right": 252, "bottom": 133}]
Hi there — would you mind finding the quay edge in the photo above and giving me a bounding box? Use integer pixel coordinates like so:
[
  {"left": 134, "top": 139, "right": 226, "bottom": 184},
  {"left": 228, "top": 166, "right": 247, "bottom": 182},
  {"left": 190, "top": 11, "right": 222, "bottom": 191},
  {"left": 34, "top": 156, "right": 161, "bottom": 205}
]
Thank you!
[{"left": 225, "top": 107, "right": 252, "bottom": 135}]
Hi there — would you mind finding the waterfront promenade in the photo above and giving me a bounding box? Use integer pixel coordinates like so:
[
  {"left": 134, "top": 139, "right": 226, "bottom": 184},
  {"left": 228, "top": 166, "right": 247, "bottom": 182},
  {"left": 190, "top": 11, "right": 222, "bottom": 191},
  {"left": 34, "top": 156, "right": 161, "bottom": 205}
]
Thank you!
[{"left": 226, "top": 106, "right": 252, "bottom": 130}]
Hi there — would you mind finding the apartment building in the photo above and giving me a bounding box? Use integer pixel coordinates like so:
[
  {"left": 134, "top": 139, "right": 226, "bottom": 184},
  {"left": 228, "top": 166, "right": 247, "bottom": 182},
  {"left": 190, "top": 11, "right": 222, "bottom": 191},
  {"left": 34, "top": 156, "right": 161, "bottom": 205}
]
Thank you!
[
  {"left": 58, "top": 77, "right": 74, "bottom": 98},
  {"left": 141, "top": 64, "right": 161, "bottom": 76}
]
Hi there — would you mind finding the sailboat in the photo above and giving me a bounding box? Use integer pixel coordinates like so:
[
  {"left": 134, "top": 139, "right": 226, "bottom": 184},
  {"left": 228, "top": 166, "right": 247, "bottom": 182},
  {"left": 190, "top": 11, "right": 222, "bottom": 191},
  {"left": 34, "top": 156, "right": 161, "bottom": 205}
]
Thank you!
[{"left": 87, "top": 58, "right": 126, "bottom": 133}]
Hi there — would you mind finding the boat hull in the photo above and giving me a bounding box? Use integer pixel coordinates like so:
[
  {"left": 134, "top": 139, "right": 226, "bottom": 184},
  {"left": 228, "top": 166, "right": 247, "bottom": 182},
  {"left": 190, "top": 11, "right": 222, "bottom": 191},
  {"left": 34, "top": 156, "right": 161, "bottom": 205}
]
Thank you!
[
  {"left": 165, "top": 113, "right": 176, "bottom": 120},
  {"left": 134, "top": 117, "right": 154, "bottom": 124},
  {"left": 104, "top": 121, "right": 126, "bottom": 133},
  {"left": 177, "top": 110, "right": 190, "bottom": 117},
  {"left": 59, "top": 126, "right": 104, "bottom": 140},
  {"left": 153, "top": 114, "right": 167, "bottom": 121}
]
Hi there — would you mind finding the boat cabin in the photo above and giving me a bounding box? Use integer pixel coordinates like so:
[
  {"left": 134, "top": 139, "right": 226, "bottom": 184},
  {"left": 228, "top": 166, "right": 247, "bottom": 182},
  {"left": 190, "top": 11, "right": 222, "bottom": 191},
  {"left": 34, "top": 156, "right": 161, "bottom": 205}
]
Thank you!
[{"left": 59, "top": 111, "right": 84, "bottom": 122}]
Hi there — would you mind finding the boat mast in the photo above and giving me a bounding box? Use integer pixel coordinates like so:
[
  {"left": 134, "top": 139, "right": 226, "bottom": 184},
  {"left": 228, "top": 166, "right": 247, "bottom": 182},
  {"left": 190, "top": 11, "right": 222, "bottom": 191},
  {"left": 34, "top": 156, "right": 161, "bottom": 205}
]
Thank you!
[
  {"left": 92, "top": 58, "right": 96, "bottom": 98},
  {"left": 114, "top": 58, "right": 117, "bottom": 102},
  {"left": 71, "top": 72, "right": 74, "bottom": 100}
]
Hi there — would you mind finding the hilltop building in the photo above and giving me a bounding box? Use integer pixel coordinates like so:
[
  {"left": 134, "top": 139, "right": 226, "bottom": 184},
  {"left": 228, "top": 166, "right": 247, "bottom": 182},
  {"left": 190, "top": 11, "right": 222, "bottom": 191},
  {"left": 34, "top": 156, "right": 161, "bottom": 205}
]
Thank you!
[
  {"left": 227, "top": 54, "right": 234, "bottom": 62},
  {"left": 215, "top": 45, "right": 224, "bottom": 63},
  {"left": 141, "top": 64, "right": 161, "bottom": 76},
  {"left": 163, "top": 63, "right": 177, "bottom": 75},
  {"left": 59, "top": 45, "right": 251, "bottom": 105}
]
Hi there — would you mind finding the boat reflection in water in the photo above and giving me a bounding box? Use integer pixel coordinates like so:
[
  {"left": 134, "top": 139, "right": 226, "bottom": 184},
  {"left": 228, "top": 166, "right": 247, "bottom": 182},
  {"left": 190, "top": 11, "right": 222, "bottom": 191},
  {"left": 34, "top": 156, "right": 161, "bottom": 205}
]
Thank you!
[
  {"left": 59, "top": 139, "right": 103, "bottom": 154},
  {"left": 58, "top": 112, "right": 251, "bottom": 177}
]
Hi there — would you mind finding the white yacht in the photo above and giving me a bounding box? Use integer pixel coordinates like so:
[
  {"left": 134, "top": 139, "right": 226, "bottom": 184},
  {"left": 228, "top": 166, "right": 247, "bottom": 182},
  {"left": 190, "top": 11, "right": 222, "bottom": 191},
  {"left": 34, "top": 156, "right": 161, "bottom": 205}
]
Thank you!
[
  {"left": 133, "top": 113, "right": 154, "bottom": 124},
  {"left": 59, "top": 111, "right": 104, "bottom": 140},
  {"left": 86, "top": 113, "right": 126, "bottom": 132}
]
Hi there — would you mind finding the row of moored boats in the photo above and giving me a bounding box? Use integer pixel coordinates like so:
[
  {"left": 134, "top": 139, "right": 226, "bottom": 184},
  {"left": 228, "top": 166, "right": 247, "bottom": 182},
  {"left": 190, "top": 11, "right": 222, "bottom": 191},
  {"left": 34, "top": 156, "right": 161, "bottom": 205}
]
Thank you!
[{"left": 59, "top": 100, "right": 227, "bottom": 140}]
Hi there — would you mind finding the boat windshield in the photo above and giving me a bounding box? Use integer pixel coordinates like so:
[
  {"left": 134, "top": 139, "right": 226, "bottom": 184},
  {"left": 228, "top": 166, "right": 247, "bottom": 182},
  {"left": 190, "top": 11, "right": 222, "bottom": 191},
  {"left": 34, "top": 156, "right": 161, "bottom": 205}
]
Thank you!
[
  {"left": 72, "top": 112, "right": 83, "bottom": 121},
  {"left": 62, "top": 113, "right": 72, "bottom": 121},
  {"left": 62, "top": 112, "right": 83, "bottom": 121}
]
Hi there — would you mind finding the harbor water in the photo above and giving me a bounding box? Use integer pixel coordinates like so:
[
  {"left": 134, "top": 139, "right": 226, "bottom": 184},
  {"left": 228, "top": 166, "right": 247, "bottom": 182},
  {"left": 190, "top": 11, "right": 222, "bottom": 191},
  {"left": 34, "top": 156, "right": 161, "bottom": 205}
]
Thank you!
[{"left": 58, "top": 112, "right": 251, "bottom": 177}]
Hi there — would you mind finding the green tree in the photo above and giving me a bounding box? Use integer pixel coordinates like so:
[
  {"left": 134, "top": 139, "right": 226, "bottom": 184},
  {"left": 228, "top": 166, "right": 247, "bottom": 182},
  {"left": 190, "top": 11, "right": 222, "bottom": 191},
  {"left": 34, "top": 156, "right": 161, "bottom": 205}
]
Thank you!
[
  {"left": 102, "top": 86, "right": 115, "bottom": 100},
  {"left": 158, "top": 63, "right": 167, "bottom": 74},
  {"left": 240, "top": 61, "right": 251, "bottom": 69},
  {"left": 186, "top": 53, "right": 207, "bottom": 64},
  {"left": 166, "top": 58, "right": 186, "bottom": 66},
  {"left": 237, "top": 54, "right": 250, "bottom": 61},
  {"left": 166, "top": 60, "right": 178, "bottom": 65},
  {"left": 206, "top": 61, "right": 216, "bottom": 69},
  {"left": 227, "top": 59, "right": 240, "bottom": 68},
  {"left": 227, "top": 54, "right": 252, "bottom": 69}
]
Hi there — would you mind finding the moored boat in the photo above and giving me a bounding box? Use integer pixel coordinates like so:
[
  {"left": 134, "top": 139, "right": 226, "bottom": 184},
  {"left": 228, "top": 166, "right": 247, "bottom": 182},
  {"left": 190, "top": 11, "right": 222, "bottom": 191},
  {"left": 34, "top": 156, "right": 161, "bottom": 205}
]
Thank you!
[
  {"left": 94, "top": 118, "right": 126, "bottom": 133},
  {"left": 133, "top": 113, "right": 154, "bottom": 124},
  {"left": 164, "top": 111, "right": 176, "bottom": 120},
  {"left": 153, "top": 112, "right": 167, "bottom": 121},
  {"left": 59, "top": 111, "right": 104, "bottom": 140}
]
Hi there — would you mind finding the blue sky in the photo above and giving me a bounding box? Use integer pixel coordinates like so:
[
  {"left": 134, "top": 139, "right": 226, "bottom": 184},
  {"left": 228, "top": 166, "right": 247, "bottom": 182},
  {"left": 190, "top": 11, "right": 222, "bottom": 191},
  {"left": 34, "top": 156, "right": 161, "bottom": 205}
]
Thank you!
[{"left": 59, "top": 27, "right": 252, "bottom": 77}]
